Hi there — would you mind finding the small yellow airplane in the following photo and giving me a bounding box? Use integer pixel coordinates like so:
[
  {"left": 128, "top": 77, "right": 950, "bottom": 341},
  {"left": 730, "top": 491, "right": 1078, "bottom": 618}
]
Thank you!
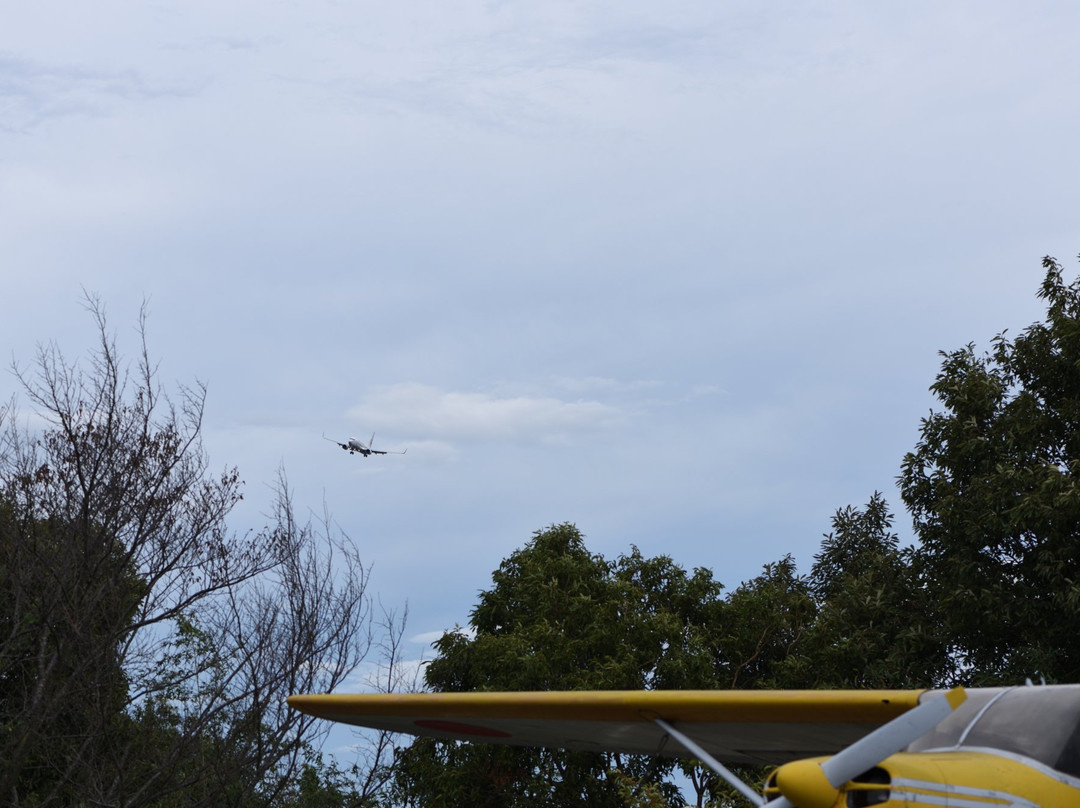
[{"left": 288, "top": 683, "right": 1080, "bottom": 807}]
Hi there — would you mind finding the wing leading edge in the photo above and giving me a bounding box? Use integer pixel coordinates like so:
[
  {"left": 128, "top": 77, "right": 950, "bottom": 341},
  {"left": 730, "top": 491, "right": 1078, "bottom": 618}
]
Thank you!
[{"left": 287, "top": 689, "right": 926, "bottom": 766}]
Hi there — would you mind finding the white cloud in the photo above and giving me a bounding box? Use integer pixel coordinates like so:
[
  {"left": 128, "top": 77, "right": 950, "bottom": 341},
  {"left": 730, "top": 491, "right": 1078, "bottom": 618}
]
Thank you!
[
  {"left": 409, "top": 630, "right": 450, "bottom": 646},
  {"left": 346, "top": 383, "right": 625, "bottom": 444}
]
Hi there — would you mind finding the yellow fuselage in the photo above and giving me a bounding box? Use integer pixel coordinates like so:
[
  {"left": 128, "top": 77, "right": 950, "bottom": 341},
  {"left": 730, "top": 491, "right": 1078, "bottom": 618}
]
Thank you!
[{"left": 765, "top": 749, "right": 1079, "bottom": 807}]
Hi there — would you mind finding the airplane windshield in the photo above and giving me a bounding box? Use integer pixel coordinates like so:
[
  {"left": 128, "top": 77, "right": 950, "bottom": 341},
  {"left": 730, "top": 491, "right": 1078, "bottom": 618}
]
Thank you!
[{"left": 908, "top": 685, "right": 1080, "bottom": 778}]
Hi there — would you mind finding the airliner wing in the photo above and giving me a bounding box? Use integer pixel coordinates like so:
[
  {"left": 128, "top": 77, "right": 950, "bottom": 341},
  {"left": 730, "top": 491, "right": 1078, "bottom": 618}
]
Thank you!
[
  {"left": 322, "top": 433, "right": 346, "bottom": 448},
  {"left": 287, "top": 689, "right": 924, "bottom": 765}
]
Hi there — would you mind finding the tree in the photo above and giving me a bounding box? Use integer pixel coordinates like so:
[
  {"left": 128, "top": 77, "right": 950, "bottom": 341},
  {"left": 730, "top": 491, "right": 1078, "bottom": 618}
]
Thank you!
[
  {"left": 385, "top": 516, "right": 951, "bottom": 808},
  {"left": 716, "top": 555, "right": 814, "bottom": 691},
  {"left": 795, "top": 493, "right": 951, "bottom": 689},
  {"left": 388, "top": 524, "right": 728, "bottom": 808},
  {"left": 346, "top": 603, "right": 425, "bottom": 807},
  {"left": 0, "top": 299, "right": 374, "bottom": 806},
  {"left": 901, "top": 255, "right": 1080, "bottom": 684}
]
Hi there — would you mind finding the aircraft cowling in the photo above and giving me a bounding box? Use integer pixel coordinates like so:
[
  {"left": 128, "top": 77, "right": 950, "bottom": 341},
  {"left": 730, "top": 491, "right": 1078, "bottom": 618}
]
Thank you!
[
  {"left": 773, "top": 759, "right": 840, "bottom": 808},
  {"left": 766, "top": 688, "right": 964, "bottom": 808}
]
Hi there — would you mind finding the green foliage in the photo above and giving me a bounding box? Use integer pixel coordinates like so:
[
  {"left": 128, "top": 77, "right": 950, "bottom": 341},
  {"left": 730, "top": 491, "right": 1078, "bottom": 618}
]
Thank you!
[
  {"left": 431, "top": 525, "right": 724, "bottom": 695},
  {"left": 390, "top": 524, "right": 724, "bottom": 808},
  {"left": 718, "top": 556, "right": 814, "bottom": 689},
  {"left": 389, "top": 515, "right": 948, "bottom": 807},
  {"left": 797, "top": 494, "right": 951, "bottom": 689},
  {"left": 387, "top": 496, "right": 985, "bottom": 806},
  {"left": 901, "top": 255, "right": 1080, "bottom": 684},
  {"left": 0, "top": 501, "right": 144, "bottom": 804},
  {"left": 272, "top": 754, "right": 368, "bottom": 808}
]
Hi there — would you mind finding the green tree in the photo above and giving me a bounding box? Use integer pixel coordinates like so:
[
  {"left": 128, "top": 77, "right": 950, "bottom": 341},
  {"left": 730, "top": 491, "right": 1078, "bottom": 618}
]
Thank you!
[
  {"left": 794, "top": 494, "right": 951, "bottom": 689},
  {"left": 901, "top": 255, "right": 1080, "bottom": 684},
  {"left": 0, "top": 502, "right": 144, "bottom": 804},
  {"left": 386, "top": 515, "right": 954, "bottom": 808},
  {"left": 717, "top": 556, "right": 814, "bottom": 690},
  {"left": 388, "top": 524, "right": 728, "bottom": 808}
]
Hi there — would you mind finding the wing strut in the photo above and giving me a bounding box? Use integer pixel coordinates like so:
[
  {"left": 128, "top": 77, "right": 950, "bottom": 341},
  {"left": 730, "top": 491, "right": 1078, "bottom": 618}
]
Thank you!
[{"left": 653, "top": 718, "right": 765, "bottom": 807}]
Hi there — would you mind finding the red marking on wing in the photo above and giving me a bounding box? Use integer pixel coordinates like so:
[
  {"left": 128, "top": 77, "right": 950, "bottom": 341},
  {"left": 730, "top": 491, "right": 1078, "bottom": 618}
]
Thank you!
[{"left": 414, "top": 719, "right": 512, "bottom": 738}]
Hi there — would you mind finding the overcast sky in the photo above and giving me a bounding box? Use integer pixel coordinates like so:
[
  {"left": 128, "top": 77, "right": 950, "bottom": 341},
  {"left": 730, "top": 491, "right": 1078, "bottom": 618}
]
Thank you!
[{"left": 3, "top": 0, "right": 1080, "bottom": 762}]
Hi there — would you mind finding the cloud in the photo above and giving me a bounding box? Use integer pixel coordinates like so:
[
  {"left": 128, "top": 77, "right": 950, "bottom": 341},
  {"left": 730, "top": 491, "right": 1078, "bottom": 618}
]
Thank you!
[
  {"left": 346, "top": 383, "right": 624, "bottom": 444},
  {"left": 409, "top": 630, "right": 451, "bottom": 646},
  {"left": 0, "top": 54, "right": 193, "bottom": 133}
]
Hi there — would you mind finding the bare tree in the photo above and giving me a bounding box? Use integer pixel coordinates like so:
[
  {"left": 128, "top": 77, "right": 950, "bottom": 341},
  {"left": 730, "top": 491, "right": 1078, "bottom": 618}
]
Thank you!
[
  {"left": 347, "top": 603, "right": 424, "bottom": 806},
  {"left": 0, "top": 297, "right": 373, "bottom": 807}
]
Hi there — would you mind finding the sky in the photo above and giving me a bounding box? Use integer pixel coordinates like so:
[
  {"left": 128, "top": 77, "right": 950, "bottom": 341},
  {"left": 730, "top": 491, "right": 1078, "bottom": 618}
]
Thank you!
[{"left": 3, "top": 0, "right": 1080, "bottom": 766}]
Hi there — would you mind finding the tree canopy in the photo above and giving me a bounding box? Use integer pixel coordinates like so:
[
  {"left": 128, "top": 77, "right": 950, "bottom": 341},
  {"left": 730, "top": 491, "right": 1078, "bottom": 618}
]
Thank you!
[
  {"left": 387, "top": 524, "right": 724, "bottom": 808},
  {"left": 388, "top": 510, "right": 948, "bottom": 807},
  {"left": 902, "top": 255, "right": 1080, "bottom": 684}
]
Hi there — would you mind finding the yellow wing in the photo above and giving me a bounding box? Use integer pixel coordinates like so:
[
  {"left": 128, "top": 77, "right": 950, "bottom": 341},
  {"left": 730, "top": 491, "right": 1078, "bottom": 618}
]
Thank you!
[{"left": 287, "top": 689, "right": 926, "bottom": 765}]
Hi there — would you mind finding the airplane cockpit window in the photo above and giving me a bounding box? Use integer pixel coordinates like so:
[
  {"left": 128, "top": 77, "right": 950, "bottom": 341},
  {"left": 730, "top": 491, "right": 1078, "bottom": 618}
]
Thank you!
[{"left": 908, "top": 685, "right": 1080, "bottom": 779}]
